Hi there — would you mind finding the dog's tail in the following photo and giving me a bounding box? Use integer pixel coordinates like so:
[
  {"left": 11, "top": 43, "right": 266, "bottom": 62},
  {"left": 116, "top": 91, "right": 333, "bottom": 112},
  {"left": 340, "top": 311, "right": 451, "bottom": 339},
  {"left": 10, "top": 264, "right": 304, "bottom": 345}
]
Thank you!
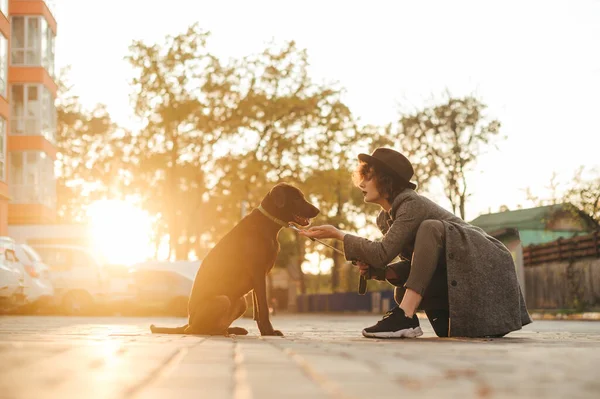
[{"left": 150, "top": 324, "right": 188, "bottom": 334}]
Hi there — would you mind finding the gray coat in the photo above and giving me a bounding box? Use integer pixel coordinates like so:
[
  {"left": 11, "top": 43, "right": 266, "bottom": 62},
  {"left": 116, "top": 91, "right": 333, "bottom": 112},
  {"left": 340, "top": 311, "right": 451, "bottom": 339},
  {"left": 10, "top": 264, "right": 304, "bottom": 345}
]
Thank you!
[{"left": 343, "top": 189, "right": 532, "bottom": 337}]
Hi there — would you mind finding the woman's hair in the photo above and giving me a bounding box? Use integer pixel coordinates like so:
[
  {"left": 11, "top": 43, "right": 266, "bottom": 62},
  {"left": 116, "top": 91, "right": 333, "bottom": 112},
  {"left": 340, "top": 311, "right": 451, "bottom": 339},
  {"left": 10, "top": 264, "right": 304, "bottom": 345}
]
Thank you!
[{"left": 351, "top": 161, "right": 411, "bottom": 200}]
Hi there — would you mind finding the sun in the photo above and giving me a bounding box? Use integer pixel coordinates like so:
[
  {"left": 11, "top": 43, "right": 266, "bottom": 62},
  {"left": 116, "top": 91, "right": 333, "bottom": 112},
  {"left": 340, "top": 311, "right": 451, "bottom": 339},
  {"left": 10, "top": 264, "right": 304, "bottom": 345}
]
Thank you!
[{"left": 87, "top": 200, "right": 154, "bottom": 266}]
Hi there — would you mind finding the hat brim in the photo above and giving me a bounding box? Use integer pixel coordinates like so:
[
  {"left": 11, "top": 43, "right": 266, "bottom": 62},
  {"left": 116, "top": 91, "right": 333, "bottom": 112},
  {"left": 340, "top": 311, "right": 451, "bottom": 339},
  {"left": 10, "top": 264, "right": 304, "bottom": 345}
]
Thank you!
[{"left": 358, "top": 153, "right": 417, "bottom": 190}]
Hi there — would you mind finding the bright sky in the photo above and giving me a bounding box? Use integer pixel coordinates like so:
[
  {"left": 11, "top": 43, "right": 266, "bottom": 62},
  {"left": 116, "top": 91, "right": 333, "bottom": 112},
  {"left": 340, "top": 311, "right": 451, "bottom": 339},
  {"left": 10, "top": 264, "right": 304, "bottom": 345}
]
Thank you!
[{"left": 54, "top": 0, "right": 600, "bottom": 222}]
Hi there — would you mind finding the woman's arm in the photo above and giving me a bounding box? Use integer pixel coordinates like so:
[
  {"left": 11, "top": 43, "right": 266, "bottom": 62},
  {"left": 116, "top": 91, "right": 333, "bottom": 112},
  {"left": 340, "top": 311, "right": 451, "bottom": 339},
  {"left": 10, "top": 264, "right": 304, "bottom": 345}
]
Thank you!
[
  {"left": 343, "top": 199, "right": 424, "bottom": 268},
  {"left": 298, "top": 225, "right": 346, "bottom": 241}
]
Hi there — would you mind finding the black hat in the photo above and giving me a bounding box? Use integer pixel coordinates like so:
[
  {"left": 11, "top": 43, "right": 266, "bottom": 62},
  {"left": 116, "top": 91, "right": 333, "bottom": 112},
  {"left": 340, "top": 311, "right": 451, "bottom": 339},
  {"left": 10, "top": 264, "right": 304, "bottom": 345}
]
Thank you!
[{"left": 358, "top": 148, "right": 417, "bottom": 190}]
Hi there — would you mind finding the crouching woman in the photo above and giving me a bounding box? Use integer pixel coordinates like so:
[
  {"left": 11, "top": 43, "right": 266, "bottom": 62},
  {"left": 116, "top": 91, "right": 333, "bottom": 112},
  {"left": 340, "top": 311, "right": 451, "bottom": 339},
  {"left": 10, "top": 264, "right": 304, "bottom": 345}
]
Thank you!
[{"left": 300, "top": 148, "right": 532, "bottom": 338}]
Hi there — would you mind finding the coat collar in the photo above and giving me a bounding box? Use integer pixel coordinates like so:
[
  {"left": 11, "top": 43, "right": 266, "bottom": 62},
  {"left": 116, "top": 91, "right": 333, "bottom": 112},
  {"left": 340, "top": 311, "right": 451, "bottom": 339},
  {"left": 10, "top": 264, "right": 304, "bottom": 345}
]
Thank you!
[{"left": 376, "top": 189, "right": 414, "bottom": 234}]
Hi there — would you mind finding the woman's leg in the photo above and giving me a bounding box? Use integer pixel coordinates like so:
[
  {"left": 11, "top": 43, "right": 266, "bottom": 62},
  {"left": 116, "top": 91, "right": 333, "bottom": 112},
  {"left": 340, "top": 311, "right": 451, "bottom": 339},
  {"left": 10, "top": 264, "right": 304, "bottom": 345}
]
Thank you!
[
  {"left": 400, "top": 220, "right": 447, "bottom": 318},
  {"left": 362, "top": 221, "right": 449, "bottom": 338}
]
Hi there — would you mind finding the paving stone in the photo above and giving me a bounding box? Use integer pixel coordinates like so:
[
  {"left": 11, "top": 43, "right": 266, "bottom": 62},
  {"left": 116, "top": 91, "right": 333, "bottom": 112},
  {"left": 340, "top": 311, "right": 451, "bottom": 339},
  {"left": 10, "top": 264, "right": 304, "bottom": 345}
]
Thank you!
[{"left": 0, "top": 315, "right": 599, "bottom": 398}]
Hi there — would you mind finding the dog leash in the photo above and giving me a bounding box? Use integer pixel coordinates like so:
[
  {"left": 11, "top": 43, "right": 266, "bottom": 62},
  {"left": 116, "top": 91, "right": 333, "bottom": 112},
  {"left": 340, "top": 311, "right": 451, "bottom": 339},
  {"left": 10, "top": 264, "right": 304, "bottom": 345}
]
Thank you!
[
  {"left": 287, "top": 224, "right": 345, "bottom": 255},
  {"left": 288, "top": 224, "right": 369, "bottom": 295},
  {"left": 256, "top": 205, "right": 368, "bottom": 295}
]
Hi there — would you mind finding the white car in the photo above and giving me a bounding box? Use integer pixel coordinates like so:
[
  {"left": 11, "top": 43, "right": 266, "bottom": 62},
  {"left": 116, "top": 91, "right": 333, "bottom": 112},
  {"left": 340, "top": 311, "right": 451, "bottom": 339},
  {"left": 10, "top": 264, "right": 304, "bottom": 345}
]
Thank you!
[
  {"left": 129, "top": 261, "right": 200, "bottom": 316},
  {"left": 14, "top": 243, "right": 55, "bottom": 308},
  {"left": 30, "top": 244, "right": 136, "bottom": 314},
  {"left": 0, "top": 245, "right": 25, "bottom": 311}
]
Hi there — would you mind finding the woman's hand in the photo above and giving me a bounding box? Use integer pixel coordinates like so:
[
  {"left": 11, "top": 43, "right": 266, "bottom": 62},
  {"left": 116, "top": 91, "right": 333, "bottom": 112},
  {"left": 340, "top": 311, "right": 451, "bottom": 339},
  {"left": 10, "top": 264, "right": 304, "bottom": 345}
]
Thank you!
[
  {"left": 356, "top": 261, "right": 386, "bottom": 280},
  {"left": 298, "top": 225, "right": 345, "bottom": 241},
  {"left": 357, "top": 261, "right": 370, "bottom": 277}
]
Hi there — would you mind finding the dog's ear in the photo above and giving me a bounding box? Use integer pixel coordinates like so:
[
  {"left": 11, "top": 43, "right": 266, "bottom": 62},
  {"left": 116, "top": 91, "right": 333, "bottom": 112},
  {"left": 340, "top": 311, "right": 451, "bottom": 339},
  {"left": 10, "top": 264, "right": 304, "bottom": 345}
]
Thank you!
[{"left": 270, "top": 185, "right": 286, "bottom": 208}]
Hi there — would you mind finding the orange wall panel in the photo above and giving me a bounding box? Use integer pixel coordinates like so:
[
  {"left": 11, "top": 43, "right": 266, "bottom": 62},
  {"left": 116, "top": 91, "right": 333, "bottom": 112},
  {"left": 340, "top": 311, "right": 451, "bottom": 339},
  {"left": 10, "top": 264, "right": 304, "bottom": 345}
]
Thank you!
[
  {"left": 8, "top": 67, "right": 57, "bottom": 97},
  {"left": 0, "top": 199, "right": 8, "bottom": 234},
  {"left": 9, "top": 0, "right": 56, "bottom": 34},
  {"left": 8, "top": 135, "right": 57, "bottom": 159},
  {"left": 8, "top": 203, "right": 56, "bottom": 224}
]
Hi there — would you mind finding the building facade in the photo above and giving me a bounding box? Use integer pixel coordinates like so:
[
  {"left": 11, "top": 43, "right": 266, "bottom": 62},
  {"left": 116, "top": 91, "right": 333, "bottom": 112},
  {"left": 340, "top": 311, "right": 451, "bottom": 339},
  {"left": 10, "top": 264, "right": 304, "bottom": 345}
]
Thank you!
[{"left": 0, "top": 0, "right": 57, "bottom": 235}]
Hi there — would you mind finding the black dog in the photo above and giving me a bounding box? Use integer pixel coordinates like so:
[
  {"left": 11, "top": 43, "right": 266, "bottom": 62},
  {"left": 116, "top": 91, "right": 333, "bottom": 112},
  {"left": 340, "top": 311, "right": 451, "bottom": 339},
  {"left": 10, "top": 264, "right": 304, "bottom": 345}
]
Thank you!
[{"left": 150, "top": 183, "right": 319, "bottom": 336}]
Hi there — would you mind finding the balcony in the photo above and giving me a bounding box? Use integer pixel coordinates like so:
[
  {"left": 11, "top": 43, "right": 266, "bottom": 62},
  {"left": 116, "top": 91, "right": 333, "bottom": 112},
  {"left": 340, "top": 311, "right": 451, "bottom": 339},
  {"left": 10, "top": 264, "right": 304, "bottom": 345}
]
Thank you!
[
  {"left": 9, "top": 183, "right": 55, "bottom": 208},
  {"left": 10, "top": 14, "right": 55, "bottom": 78},
  {"left": 9, "top": 150, "right": 56, "bottom": 209},
  {"left": 10, "top": 83, "right": 56, "bottom": 143}
]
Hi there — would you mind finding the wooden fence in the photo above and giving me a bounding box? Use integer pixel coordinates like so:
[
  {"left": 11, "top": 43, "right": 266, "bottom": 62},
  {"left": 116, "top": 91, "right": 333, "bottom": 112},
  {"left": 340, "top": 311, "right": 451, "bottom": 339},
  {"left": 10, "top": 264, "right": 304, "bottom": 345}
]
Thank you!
[{"left": 523, "top": 231, "right": 600, "bottom": 267}]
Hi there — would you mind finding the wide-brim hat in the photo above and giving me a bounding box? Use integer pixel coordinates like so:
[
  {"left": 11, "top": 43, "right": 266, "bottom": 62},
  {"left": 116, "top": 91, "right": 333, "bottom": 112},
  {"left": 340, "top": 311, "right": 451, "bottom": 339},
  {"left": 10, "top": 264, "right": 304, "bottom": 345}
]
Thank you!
[{"left": 358, "top": 147, "right": 417, "bottom": 190}]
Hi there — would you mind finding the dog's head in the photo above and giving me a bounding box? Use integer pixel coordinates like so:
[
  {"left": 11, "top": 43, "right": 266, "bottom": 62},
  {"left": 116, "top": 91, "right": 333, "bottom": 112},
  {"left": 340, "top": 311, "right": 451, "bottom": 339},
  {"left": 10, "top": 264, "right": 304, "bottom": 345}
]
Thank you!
[{"left": 261, "top": 183, "right": 320, "bottom": 227}]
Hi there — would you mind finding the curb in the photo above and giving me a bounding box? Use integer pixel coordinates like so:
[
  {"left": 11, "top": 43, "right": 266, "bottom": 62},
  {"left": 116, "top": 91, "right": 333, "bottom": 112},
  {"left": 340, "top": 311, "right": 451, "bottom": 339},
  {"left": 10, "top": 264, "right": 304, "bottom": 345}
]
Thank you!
[{"left": 530, "top": 312, "right": 600, "bottom": 321}]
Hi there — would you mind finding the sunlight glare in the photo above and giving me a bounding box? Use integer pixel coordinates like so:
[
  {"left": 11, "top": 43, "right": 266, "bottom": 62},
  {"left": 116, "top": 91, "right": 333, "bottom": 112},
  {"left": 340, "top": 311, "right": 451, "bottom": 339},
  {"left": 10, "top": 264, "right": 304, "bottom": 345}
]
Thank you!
[
  {"left": 87, "top": 200, "right": 153, "bottom": 265},
  {"left": 301, "top": 251, "right": 333, "bottom": 275}
]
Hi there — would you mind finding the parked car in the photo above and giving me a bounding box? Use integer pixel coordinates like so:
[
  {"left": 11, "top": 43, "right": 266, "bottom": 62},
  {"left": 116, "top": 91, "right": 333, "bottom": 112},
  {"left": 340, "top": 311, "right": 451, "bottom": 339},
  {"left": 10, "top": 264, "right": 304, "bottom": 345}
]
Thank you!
[
  {"left": 30, "top": 244, "right": 136, "bottom": 314},
  {"left": 129, "top": 261, "right": 200, "bottom": 316},
  {"left": 0, "top": 243, "right": 25, "bottom": 311},
  {"left": 0, "top": 236, "right": 56, "bottom": 310},
  {"left": 14, "top": 243, "right": 55, "bottom": 310}
]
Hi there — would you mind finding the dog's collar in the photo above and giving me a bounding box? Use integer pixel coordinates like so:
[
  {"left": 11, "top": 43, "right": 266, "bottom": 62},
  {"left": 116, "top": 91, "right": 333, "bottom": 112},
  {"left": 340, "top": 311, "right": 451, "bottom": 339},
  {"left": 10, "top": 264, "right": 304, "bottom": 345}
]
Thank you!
[{"left": 257, "top": 205, "right": 289, "bottom": 228}]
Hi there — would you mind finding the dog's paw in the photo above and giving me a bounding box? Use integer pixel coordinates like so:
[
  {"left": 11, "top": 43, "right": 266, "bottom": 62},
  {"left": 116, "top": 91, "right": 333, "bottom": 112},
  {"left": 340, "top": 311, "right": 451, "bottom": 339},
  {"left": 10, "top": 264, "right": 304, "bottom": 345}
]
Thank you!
[
  {"left": 150, "top": 324, "right": 156, "bottom": 333},
  {"left": 227, "top": 327, "right": 249, "bottom": 336},
  {"left": 273, "top": 330, "right": 284, "bottom": 337}
]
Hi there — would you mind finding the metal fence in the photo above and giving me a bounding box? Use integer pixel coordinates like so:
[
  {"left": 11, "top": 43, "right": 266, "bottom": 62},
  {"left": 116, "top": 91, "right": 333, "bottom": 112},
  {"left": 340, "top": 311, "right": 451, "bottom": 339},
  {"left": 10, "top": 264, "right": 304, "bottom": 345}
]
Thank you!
[{"left": 523, "top": 231, "right": 600, "bottom": 266}]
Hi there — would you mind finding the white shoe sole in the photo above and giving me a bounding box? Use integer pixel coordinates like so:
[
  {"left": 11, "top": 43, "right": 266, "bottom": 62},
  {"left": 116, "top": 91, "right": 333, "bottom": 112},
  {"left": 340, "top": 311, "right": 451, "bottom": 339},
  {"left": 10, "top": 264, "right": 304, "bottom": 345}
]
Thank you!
[{"left": 362, "top": 326, "right": 423, "bottom": 339}]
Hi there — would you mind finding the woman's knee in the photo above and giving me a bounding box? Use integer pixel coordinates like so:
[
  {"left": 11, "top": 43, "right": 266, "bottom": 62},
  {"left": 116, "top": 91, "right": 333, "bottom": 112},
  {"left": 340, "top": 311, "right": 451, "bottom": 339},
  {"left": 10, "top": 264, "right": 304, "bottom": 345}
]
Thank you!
[
  {"left": 416, "top": 219, "right": 445, "bottom": 240},
  {"left": 415, "top": 220, "right": 446, "bottom": 251}
]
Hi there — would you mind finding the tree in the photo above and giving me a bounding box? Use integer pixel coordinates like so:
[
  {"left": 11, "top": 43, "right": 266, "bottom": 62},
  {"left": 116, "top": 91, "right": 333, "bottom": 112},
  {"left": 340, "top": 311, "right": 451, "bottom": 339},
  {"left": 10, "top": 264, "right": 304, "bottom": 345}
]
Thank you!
[
  {"left": 399, "top": 95, "right": 502, "bottom": 219},
  {"left": 125, "top": 26, "right": 358, "bottom": 279},
  {"left": 371, "top": 123, "right": 438, "bottom": 192},
  {"left": 526, "top": 167, "right": 600, "bottom": 226},
  {"left": 564, "top": 167, "right": 600, "bottom": 225},
  {"left": 126, "top": 24, "right": 229, "bottom": 259},
  {"left": 55, "top": 68, "right": 126, "bottom": 223}
]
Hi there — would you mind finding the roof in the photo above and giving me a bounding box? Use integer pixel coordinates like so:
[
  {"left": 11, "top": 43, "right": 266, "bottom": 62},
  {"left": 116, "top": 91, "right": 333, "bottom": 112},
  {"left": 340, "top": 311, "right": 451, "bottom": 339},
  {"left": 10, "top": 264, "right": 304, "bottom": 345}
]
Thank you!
[{"left": 470, "top": 203, "right": 596, "bottom": 233}]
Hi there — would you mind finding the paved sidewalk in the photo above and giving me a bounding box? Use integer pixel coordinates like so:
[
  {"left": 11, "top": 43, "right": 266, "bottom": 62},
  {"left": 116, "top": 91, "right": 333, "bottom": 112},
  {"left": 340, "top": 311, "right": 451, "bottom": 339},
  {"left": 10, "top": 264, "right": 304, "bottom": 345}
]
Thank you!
[{"left": 0, "top": 314, "right": 599, "bottom": 399}]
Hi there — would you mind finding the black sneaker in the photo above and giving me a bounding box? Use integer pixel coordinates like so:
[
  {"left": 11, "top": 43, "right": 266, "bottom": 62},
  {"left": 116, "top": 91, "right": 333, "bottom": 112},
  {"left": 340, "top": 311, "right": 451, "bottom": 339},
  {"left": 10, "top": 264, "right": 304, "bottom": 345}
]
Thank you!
[{"left": 362, "top": 306, "right": 423, "bottom": 338}]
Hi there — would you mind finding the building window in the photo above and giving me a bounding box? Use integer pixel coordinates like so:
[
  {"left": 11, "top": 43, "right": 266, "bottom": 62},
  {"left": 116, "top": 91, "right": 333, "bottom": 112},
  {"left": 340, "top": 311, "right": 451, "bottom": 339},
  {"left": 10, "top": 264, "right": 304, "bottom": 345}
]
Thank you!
[
  {"left": 11, "top": 16, "right": 56, "bottom": 76},
  {"left": 0, "top": 0, "right": 8, "bottom": 18},
  {"left": 10, "top": 84, "right": 56, "bottom": 143},
  {"left": 0, "top": 33, "right": 6, "bottom": 97},
  {"left": 0, "top": 118, "right": 5, "bottom": 182},
  {"left": 41, "top": 19, "right": 55, "bottom": 77},
  {"left": 9, "top": 151, "right": 56, "bottom": 208}
]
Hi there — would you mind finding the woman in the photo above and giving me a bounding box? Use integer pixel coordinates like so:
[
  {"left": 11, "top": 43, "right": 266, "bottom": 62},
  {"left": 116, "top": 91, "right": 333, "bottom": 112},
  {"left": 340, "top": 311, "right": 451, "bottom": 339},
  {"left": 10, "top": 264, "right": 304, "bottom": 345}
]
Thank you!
[{"left": 300, "top": 148, "right": 531, "bottom": 338}]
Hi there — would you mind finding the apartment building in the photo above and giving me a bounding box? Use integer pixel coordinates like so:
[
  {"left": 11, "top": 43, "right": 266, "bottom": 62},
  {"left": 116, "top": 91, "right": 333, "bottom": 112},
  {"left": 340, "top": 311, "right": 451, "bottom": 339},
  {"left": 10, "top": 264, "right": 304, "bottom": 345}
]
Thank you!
[{"left": 0, "top": 0, "right": 57, "bottom": 235}]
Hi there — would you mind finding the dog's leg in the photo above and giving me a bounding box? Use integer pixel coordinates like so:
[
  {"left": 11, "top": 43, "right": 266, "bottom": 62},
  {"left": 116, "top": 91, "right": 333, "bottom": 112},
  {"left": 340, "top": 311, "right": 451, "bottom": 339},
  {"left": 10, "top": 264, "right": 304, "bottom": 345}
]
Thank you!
[
  {"left": 227, "top": 297, "right": 249, "bottom": 335},
  {"left": 185, "top": 296, "right": 233, "bottom": 335},
  {"left": 252, "top": 273, "right": 283, "bottom": 336}
]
